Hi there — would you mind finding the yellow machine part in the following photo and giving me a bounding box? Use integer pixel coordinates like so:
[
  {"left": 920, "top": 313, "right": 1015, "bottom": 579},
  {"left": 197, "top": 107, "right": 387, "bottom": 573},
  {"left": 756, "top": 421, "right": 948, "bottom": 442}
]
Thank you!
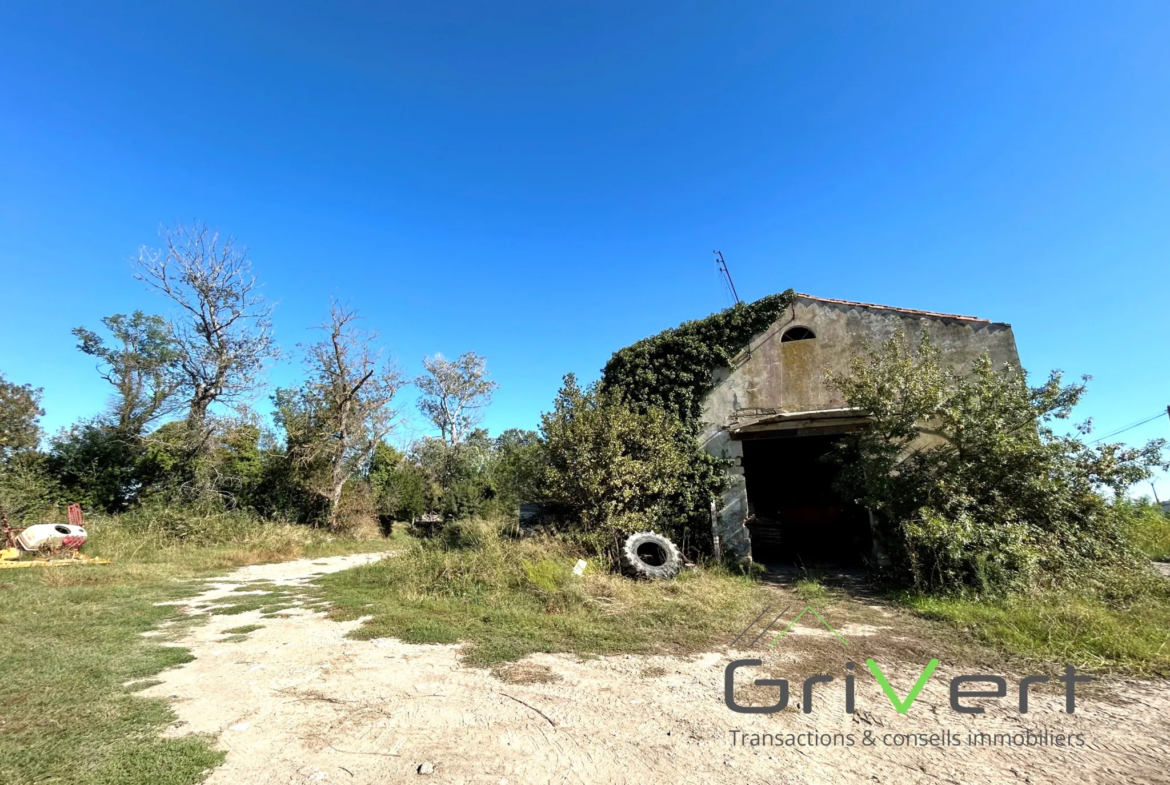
[
  {"left": 0, "top": 547, "right": 19, "bottom": 561},
  {"left": 0, "top": 551, "right": 110, "bottom": 569}
]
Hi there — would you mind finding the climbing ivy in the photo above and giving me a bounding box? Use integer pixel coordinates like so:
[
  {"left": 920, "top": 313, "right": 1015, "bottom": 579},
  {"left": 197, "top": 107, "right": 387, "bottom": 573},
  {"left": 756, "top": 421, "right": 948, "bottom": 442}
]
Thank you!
[
  {"left": 600, "top": 290, "right": 795, "bottom": 428},
  {"left": 596, "top": 290, "right": 795, "bottom": 555}
]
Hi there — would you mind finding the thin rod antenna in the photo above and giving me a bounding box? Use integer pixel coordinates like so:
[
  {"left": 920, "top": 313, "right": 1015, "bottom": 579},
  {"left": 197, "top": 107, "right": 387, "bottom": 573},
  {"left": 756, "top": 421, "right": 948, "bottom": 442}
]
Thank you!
[{"left": 714, "top": 251, "right": 741, "bottom": 305}]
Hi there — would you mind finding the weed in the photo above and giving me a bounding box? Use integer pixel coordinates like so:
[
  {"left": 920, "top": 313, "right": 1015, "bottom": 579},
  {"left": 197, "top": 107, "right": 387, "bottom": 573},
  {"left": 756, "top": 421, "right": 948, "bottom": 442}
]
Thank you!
[
  {"left": 319, "top": 523, "right": 768, "bottom": 666},
  {"left": 1120, "top": 498, "right": 1170, "bottom": 561},
  {"left": 795, "top": 578, "right": 829, "bottom": 602},
  {"left": 904, "top": 576, "right": 1170, "bottom": 677}
]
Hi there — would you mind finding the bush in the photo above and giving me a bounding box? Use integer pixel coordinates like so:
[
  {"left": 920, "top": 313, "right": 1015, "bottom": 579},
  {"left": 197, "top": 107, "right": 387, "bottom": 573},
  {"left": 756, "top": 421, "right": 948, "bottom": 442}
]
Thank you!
[
  {"left": 1117, "top": 497, "right": 1170, "bottom": 561},
  {"left": 539, "top": 374, "right": 692, "bottom": 556},
  {"left": 437, "top": 518, "right": 497, "bottom": 550},
  {"left": 0, "top": 452, "right": 61, "bottom": 525},
  {"left": 827, "top": 331, "right": 1166, "bottom": 594},
  {"left": 90, "top": 506, "right": 284, "bottom": 547},
  {"left": 46, "top": 423, "right": 161, "bottom": 513}
]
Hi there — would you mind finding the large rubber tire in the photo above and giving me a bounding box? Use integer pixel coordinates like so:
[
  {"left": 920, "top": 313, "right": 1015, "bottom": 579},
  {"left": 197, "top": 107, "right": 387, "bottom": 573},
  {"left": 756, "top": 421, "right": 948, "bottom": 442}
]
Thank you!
[{"left": 620, "top": 531, "right": 682, "bottom": 580}]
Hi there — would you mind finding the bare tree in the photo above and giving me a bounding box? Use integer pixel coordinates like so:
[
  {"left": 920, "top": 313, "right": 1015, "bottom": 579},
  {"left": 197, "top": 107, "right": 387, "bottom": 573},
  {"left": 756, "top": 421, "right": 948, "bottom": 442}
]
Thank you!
[
  {"left": 416, "top": 352, "right": 497, "bottom": 446},
  {"left": 135, "top": 222, "right": 277, "bottom": 442},
  {"left": 300, "top": 299, "right": 405, "bottom": 528}
]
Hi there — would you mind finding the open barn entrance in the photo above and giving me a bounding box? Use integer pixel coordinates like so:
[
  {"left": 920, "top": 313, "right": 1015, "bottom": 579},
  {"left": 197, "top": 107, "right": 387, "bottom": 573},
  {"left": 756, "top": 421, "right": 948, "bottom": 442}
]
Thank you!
[{"left": 740, "top": 432, "right": 872, "bottom": 567}]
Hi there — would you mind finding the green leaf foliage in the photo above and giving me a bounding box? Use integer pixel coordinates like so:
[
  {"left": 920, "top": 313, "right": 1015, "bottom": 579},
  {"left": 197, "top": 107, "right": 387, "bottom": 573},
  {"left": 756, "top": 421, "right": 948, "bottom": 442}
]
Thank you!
[
  {"left": 585, "top": 291, "right": 795, "bottom": 553},
  {"left": 540, "top": 374, "right": 691, "bottom": 551},
  {"left": 600, "top": 290, "right": 795, "bottom": 426},
  {"left": 827, "top": 331, "right": 1168, "bottom": 594}
]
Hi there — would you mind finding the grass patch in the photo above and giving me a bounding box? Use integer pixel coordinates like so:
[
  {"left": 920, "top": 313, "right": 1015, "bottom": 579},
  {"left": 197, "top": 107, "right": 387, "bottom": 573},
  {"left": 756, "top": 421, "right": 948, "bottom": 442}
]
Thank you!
[
  {"left": 219, "top": 634, "right": 251, "bottom": 643},
  {"left": 319, "top": 520, "right": 769, "bottom": 667},
  {"left": 904, "top": 575, "right": 1170, "bottom": 677},
  {"left": 222, "top": 624, "right": 263, "bottom": 635},
  {"left": 794, "top": 578, "right": 829, "bottom": 602},
  {"left": 0, "top": 510, "right": 392, "bottom": 785},
  {"left": 202, "top": 584, "right": 309, "bottom": 616},
  {"left": 1121, "top": 498, "right": 1170, "bottom": 561}
]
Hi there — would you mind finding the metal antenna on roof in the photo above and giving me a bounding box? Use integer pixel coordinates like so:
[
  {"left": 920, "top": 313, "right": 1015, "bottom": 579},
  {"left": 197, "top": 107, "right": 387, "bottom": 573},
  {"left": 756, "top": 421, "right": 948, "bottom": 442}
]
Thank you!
[{"left": 714, "top": 251, "right": 741, "bottom": 305}]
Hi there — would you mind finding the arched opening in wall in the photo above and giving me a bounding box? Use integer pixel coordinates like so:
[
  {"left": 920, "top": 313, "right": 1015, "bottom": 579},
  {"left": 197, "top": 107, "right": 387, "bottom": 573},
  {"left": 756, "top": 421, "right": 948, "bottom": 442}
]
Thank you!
[
  {"left": 740, "top": 432, "right": 872, "bottom": 567},
  {"left": 781, "top": 326, "right": 815, "bottom": 342}
]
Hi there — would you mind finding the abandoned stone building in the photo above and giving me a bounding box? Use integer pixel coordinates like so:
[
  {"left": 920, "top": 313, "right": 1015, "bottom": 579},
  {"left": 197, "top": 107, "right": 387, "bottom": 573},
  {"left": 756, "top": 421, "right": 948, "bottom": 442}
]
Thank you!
[{"left": 700, "top": 293, "right": 1020, "bottom": 565}]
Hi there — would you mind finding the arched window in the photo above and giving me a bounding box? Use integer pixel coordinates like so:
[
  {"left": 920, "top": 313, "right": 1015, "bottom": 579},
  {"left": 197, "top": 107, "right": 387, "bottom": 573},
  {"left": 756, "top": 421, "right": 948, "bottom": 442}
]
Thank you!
[{"left": 781, "top": 326, "right": 816, "bottom": 342}]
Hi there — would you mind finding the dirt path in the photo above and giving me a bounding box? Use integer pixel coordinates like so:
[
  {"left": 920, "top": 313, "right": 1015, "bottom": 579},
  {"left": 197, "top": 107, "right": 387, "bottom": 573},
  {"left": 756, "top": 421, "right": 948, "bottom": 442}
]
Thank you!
[{"left": 145, "top": 555, "right": 1170, "bottom": 785}]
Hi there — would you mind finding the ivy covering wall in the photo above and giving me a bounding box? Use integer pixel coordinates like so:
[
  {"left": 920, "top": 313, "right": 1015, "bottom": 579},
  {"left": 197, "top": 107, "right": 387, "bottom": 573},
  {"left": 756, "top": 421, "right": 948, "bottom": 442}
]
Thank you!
[
  {"left": 595, "top": 290, "right": 795, "bottom": 554},
  {"left": 599, "top": 290, "right": 795, "bottom": 427}
]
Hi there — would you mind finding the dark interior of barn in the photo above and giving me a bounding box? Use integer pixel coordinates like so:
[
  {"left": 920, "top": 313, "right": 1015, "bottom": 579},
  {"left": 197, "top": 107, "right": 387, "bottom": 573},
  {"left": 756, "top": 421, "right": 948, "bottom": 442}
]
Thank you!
[{"left": 740, "top": 433, "right": 872, "bottom": 566}]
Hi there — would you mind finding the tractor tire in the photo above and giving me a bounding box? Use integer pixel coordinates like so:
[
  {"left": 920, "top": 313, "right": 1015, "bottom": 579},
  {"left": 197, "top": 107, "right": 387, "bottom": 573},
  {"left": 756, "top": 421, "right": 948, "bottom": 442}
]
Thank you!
[{"left": 620, "top": 531, "right": 682, "bottom": 580}]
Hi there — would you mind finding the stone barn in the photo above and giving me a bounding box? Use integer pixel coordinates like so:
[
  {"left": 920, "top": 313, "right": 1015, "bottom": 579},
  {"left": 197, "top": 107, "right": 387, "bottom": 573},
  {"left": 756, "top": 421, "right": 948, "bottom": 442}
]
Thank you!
[{"left": 697, "top": 293, "right": 1020, "bottom": 566}]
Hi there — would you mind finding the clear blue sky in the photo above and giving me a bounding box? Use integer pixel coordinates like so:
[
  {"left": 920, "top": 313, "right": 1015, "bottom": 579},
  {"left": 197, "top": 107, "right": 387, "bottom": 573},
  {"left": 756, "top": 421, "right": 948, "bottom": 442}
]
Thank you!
[{"left": 1, "top": 2, "right": 1168, "bottom": 496}]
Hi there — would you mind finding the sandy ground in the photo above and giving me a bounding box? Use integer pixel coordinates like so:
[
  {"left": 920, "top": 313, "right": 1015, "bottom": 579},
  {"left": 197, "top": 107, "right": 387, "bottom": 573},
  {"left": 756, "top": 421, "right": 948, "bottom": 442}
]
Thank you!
[{"left": 144, "top": 554, "right": 1170, "bottom": 785}]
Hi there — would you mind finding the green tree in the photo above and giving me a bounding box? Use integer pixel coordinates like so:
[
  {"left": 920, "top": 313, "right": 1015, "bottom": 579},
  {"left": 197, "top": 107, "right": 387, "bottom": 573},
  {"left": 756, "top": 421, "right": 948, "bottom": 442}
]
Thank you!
[
  {"left": 296, "top": 300, "right": 404, "bottom": 529},
  {"left": 368, "top": 442, "right": 427, "bottom": 523},
  {"left": 271, "top": 301, "right": 404, "bottom": 529},
  {"left": 72, "top": 311, "right": 184, "bottom": 435},
  {"left": 409, "top": 432, "right": 495, "bottom": 520},
  {"left": 0, "top": 373, "right": 58, "bottom": 522},
  {"left": 489, "top": 428, "right": 543, "bottom": 511},
  {"left": 827, "top": 332, "right": 1167, "bottom": 593},
  {"left": 539, "top": 374, "right": 690, "bottom": 550},
  {"left": 46, "top": 423, "right": 158, "bottom": 513},
  {"left": 0, "top": 372, "right": 44, "bottom": 459},
  {"left": 306, "top": 301, "right": 404, "bottom": 528},
  {"left": 416, "top": 352, "right": 497, "bottom": 446}
]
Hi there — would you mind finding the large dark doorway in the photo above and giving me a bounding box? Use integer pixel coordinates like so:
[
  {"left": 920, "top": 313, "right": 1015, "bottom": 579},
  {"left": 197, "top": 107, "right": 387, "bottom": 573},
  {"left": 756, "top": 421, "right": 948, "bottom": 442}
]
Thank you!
[{"left": 741, "top": 433, "right": 871, "bottom": 566}]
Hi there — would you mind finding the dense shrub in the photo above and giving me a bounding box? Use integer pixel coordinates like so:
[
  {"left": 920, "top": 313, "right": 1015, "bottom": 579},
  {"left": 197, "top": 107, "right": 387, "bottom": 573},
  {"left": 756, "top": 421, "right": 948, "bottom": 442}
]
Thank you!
[
  {"left": 538, "top": 374, "right": 692, "bottom": 554},
  {"left": 0, "top": 452, "right": 60, "bottom": 525},
  {"left": 1117, "top": 498, "right": 1170, "bottom": 561},
  {"left": 827, "top": 331, "right": 1167, "bottom": 594}
]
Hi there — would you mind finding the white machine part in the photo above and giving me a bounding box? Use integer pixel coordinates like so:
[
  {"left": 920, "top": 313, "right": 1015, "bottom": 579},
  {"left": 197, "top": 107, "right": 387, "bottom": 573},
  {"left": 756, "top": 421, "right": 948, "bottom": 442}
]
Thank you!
[{"left": 16, "top": 523, "right": 88, "bottom": 551}]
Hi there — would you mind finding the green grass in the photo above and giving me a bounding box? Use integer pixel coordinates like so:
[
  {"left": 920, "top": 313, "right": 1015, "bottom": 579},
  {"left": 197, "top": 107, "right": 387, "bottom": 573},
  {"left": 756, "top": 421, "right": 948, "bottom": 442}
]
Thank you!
[
  {"left": 794, "top": 577, "right": 829, "bottom": 602},
  {"left": 319, "top": 520, "right": 769, "bottom": 667},
  {"left": 0, "top": 511, "right": 392, "bottom": 785},
  {"left": 1121, "top": 499, "right": 1170, "bottom": 561},
  {"left": 202, "top": 584, "right": 308, "bottom": 616},
  {"left": 905, "top": 580, "right": 1170, "bottom": 677},
  {"left": 895, "top": 500, "right": 1170, "bottom": 677}
]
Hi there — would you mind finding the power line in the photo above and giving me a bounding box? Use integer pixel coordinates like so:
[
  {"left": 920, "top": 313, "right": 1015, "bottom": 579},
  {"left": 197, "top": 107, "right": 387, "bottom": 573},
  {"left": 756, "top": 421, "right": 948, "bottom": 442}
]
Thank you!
[
  {"left": 1091, "top": 408, "right": 1170, "bottom": 444},
  {"left": 713, "top": 251, "right": 740, "bottom": 305}
]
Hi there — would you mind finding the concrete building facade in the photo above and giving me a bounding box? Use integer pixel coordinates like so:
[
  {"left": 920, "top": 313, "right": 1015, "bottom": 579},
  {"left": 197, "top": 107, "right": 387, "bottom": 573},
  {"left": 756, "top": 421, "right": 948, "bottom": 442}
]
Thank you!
[{"left": 698, "top": 294, "right": 1021, "bottom": 563}]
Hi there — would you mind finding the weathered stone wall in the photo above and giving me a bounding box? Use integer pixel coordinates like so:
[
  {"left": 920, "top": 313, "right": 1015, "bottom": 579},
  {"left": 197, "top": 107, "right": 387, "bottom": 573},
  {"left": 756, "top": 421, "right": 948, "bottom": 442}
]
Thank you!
[{"left": 699, "top": 296, "right": 1021, "bottom": 559}]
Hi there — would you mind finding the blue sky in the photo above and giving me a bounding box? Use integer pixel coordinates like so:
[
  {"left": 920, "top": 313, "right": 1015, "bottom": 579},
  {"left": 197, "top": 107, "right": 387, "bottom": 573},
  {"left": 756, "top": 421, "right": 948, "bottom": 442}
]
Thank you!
[{"left": 1, "top": 2, "right": 1168, "bottom": 496}]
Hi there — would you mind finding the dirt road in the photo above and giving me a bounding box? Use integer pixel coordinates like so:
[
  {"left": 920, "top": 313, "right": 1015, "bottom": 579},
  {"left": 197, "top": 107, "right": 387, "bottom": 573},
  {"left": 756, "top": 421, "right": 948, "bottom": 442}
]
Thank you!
[{"left": 144, "top": 555, "right": 1170, "bottom": 784}]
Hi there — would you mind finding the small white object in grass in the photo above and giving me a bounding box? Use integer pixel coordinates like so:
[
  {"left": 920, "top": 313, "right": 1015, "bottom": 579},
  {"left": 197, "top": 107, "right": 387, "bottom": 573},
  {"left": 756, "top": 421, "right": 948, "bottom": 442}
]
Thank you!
[
  {"left": 573, "top": 559, "right": 587, "bottom": 576},
  {"left": 417, "top": 761, "right": 435, "bottom": 775},
  {"left": 229, "top": 722, "right": 250, "bottom": 732}
]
